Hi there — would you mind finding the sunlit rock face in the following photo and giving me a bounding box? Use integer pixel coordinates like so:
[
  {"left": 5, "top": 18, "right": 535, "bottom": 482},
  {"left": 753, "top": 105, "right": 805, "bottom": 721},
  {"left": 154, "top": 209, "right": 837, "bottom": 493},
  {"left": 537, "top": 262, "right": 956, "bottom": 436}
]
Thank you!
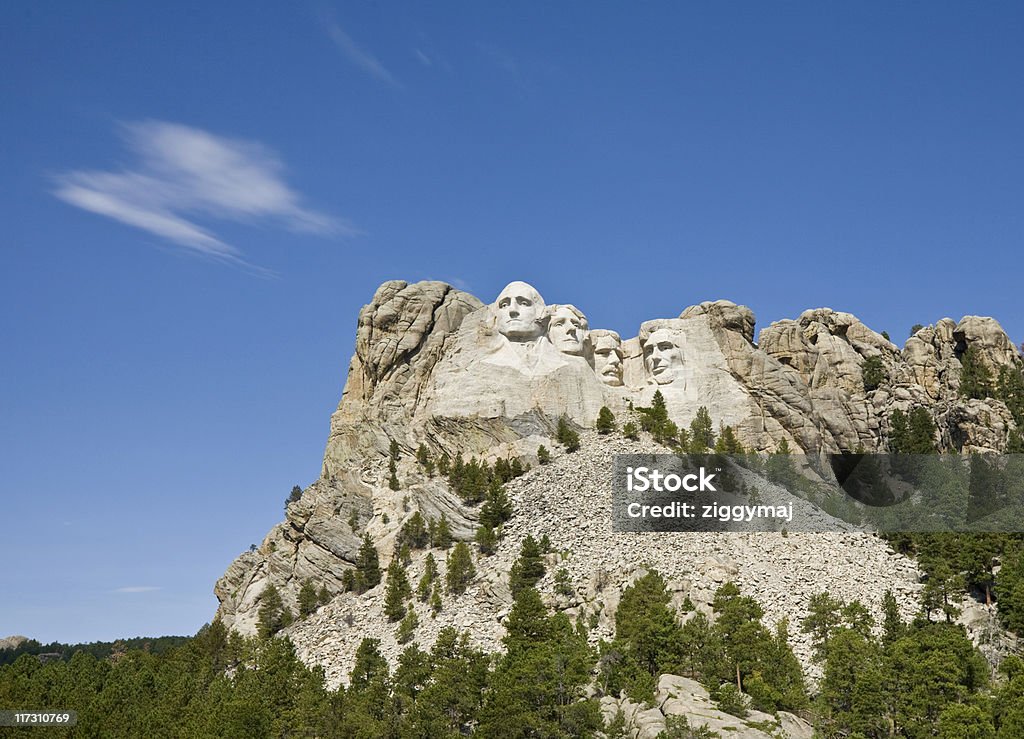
[
  {"left": 494, "top": 280, "right": 547, "bottom": 342},
  {"left": 642, "top": 327, "right": 685, "bottom": 385},
  {"left": 321, "top": 280, "right": 1022, "bottom": 476},
  {"left": 591, "top": 329, "right": 624, "bottom": 386},
  {"left": 547, "top": 304, "right": 589, "bottom": 357},
  {"left": 218, "top": 278, "right": 1022, "bottom": 645}
]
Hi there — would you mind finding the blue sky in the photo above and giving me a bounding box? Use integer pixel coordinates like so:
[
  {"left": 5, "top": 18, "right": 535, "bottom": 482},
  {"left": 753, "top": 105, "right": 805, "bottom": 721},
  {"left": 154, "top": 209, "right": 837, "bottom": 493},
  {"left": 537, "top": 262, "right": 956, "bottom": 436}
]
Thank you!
[{"left": 2, "top": 2, "right": 1023, "bottom": 643}]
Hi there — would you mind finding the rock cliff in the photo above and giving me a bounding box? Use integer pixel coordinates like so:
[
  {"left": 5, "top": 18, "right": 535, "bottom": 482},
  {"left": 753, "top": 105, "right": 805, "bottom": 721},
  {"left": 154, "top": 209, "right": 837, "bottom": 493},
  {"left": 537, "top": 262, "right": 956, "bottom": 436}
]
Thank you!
[{"left": 215, "top": 279, "right": 1022, "bottom": 686}]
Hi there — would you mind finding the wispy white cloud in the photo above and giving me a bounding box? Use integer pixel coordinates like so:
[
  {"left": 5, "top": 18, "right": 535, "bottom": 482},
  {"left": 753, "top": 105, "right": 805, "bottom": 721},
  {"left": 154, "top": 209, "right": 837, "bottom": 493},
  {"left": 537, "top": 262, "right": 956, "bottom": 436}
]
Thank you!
[
  {"left": 114, "top": 586, "right": 161, "bottom": 594},
  {"left": 414, "top": 48, "right": 432, "bottom": 67},
  {"left": 321, "top": 15, "right": 400, "bottom": 87},
  {"left": 53, "top": 121, "right": 352, "bottom": 271}
]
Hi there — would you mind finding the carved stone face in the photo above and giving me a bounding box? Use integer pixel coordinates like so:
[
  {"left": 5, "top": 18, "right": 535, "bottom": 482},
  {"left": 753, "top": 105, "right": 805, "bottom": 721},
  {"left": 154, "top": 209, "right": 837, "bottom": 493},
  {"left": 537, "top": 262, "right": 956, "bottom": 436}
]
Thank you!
[
  {"left": 547, "top": 305, "right": 588, "bottom": 356},
  {"left": 592, "top": 332, "right": 623, "bottom": 386},
  {"left": 643, "top": 328, "right": 683, "bottom": 384},
  {"left": 494, "top": 281, "right": 546, "bottom": 341}
]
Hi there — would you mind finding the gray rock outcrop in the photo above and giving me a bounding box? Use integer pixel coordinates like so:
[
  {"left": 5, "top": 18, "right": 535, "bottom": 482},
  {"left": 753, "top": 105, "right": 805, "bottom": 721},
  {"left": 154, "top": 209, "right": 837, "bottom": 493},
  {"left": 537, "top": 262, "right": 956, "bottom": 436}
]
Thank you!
[
  {"left": 214, "top": 278, "right": 1022, "bottom": 705},
  {"left": 599, "top": 674, "right": 814, "bottom": 739},
  {"left": 0, "top": 635, "right": 29, "bottom": 651}
]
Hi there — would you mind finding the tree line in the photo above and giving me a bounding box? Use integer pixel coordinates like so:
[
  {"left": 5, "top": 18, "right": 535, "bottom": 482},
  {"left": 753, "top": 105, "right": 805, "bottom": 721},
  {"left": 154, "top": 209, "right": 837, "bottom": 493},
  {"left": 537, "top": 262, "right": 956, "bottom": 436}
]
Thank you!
[{"left": 4, "top": 571, "right": 1020, "bottom": 737}]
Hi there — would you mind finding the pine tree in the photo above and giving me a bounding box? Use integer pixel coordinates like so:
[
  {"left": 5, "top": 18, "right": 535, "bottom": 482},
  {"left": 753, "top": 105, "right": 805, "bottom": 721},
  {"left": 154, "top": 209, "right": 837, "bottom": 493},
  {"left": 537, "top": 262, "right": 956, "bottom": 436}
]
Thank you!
[
  {"left": 715, "top": 425, "right": 745, "bottom": 454},
  {"left": 907, "top": 407, "right": 938, "bottom": 453},
  {"left": 712, "top": 582, "right": 766, "bottom": 693},
  {"left": 350, "top": 637, "right": 389, "bottom": 691},
  {"left": 397, "top": 510, "right": 429, "bottom": 551},
  {"left": 882, "top": 589, "right": 904, "bottom": 645},
  {"left": 936, "top": 703, "right": 996, "bottom": 738},
  {"left": 817, "top": 627, "right": 888, "bottom": 737},
  {"left": 396, "top": 607, "right": 419, "bottom": 644},
  {"left": 994, "top": 656, "right": 1024, "bottom": 732},
  {"left": 611, "top": 569, "right": 684, "bottom": 689},
  {"left": 537, "top": 444, "right": 551, "bottom": 464},
  {"left": 960, "top": 345, "right": 994, "bottom": 399},
  {"left": 743, "top": 618, "right": 808, "bottom": 714},
  {"left": 393, "top": 643, "right": 431, "bottom": 705},
  {"left": 407, "top": 628, "right": 489, "bottom": 732},
  {"left": 354, "top": 533, "right": 381, "bottom": 593},
  {"left": 479, "top": 587, "right": 600, "bottom": 736},
  {"left": 416, "top": 443, "right": 430, "bottom": 467},
  {"left": 766, "top": 439, "right": 798, "bottom": 489},
  {"left": 920, "top": 556, "right": 963, "bottom": 623},
  {"left": 429, "top": 584, "right": 443, "bottom": 616},
  {"left": 257, "top": 583, "right": 293, "bottom": 638},
  {"left": 689, "top": 406, "right": 715, "bottom": 452},
  {"left": 286, "top": 485, "right": 303, "bottom": 507},
  {"left": 554, "top": 567, "right": 574, "bottom": 598},
  {"left": 649, "top": 390, "right": 669, "bottom": 427},
  {"left": 509, "top": 535, "right": 546, "bottom": 596},
  {"left": 596, "top": 406, "right": 616, "bottom": 435},
  {"left": 862, "top": 355, "right": 885, "bottom": 391},
  {"left": 888, "top": 622, "right": 991, "bottom": 736},
  {"left": 961, "top": 532, "right": 1002, "bottom": 605},
  {"left": 995, "top": 540, "right": 1024, "bottom": 634},
  {"left": 417, "top": 553, "right": 437, "bottom": 601},
  {"left": 446, "top": 542, "right": 476, "bottom": 595},
  {"left": 432, "top": 515, "right": 453, "bottom": 549},
  {"left": 622, "top": 421, "right": 639, "bottom": 440},
  {"left": 449, "top": 456, "right": 489, "bottom": 503},
  {"left": 384, "top": 560, "right": 411, "bottom": 621},
  {"left": 474, "top": 524, "right": 498, "bottom": 555},
  {"left": 802, "top": 592, "right": 844, "bottom": 660},
  {"left": 890, "top": 408, "right": 911, "bottom": 453},
  {"left": 297, "top": 579, "right": 319, "bottom": 618},
  {"left": 679, "top": 610, "right": 728, "bottom": 683},
  {"left": 493, "top": 458, "right": 512, "bottom": 483},
  {"left": 657, "top": 419, "right": 680, "bottom": 447},
  {"left": 556, "top": 416, "right": 581, "bottom": 452},
  {"left": 479, "top": 479, "right": 513, "bottom": 529},
  {"left": 997, "top": 364, "right": 1024, "bottom": 427},
  {"left": 317, "top": 584, "right": 331, "bottom": 606},
  {"left": 637, "top": 390, "right": 681, "bottom": 446},
  {"left": 388, "top": 439, "right": 401, "bottom": 490}
]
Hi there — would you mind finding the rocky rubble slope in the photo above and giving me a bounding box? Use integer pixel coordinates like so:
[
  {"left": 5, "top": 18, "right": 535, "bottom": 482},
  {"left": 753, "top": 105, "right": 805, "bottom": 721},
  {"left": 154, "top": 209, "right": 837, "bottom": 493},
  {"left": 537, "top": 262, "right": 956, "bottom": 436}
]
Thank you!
[{"left": 281, "top": 433, "right": 921, "bottom": 690}]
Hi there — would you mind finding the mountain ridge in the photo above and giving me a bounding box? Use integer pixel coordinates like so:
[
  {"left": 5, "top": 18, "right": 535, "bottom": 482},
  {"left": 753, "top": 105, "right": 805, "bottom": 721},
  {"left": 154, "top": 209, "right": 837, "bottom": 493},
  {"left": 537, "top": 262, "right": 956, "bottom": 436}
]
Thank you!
[{"left": 213, "top": 278, "right": 1022, "bottom": 696}]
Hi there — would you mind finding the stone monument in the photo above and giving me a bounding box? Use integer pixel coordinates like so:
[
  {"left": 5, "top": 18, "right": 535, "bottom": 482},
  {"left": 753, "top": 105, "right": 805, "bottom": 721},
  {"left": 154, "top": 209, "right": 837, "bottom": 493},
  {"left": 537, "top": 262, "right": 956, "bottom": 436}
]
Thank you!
[{"left": 546, "top": 304, "right": 589, "bottom": 357}]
